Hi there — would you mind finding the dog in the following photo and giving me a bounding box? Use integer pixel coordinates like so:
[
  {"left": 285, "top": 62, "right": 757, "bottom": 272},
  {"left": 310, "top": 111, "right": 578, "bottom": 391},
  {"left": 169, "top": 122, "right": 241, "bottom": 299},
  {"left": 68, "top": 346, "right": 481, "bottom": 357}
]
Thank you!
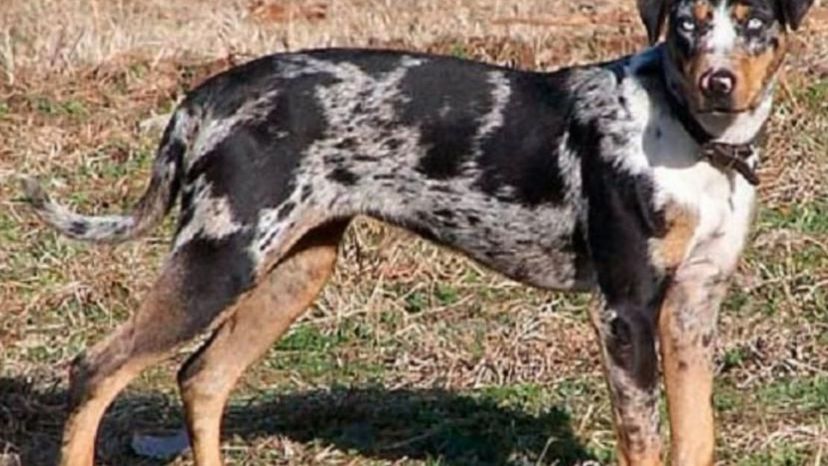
[{"left": 21, "top": 0, "right": 814, "bottom": 464}]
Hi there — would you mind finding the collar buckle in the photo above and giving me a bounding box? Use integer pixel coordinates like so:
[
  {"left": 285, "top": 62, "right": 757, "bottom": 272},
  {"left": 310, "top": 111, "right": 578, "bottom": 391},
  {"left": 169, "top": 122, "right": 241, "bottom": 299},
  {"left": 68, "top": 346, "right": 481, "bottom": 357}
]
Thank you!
[{"left": 701, "top": 142, "right": 760, "bottom": 186}]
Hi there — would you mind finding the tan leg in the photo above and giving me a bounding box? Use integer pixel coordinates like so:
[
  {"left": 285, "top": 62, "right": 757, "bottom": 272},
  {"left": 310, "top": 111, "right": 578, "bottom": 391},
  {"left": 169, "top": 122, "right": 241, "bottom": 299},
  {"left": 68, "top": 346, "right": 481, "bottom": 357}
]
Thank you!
[
  {"left": 659, "top": 265, "right": 727, "bottom": 466},
  {"left": 177, "top": 221, "right": 347, "bottom": 466},
  {"left": 60, "top": 219, "right": 283, "bottom": 465},
  {"left": 59, "top": 263, "right": 198, "bottom": 466},
  {"left": 590, "top": 299, "right": 663, "bottom": 466},
  {"left": 60, "top": 351, "right": 155, "bottom": 466}
]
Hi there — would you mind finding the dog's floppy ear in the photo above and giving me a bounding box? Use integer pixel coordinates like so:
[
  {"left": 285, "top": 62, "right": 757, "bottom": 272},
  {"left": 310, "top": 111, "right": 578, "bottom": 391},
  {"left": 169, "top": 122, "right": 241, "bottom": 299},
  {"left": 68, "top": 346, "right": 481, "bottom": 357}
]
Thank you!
[
  {"left": 638, "top": 0, "right": 670, "bottom": 45},
  {"left": 779, "top": 0, "right": 814, "bottom": 31}
]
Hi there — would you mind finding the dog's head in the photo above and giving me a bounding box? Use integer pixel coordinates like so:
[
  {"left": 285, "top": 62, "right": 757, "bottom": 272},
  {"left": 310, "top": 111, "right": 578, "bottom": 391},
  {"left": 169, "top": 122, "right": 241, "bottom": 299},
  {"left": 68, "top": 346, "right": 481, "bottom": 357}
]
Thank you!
[{"left": 638, "top": 0, "right": 814, "bottom": 114}]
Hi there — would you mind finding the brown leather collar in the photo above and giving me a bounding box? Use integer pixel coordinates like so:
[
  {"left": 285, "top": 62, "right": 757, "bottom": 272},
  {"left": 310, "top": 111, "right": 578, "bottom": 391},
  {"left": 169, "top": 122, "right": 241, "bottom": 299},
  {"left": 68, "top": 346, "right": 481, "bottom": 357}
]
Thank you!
[{"left": 700, "top": 142, "right": 760, "bottom": 185}]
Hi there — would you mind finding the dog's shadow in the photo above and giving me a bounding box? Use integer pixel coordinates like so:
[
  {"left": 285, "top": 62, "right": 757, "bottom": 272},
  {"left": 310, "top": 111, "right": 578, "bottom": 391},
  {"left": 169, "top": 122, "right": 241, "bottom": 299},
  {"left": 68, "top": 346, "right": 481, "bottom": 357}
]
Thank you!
[{"left": 1, "top": 377, "right": 594, "bottom": 465}]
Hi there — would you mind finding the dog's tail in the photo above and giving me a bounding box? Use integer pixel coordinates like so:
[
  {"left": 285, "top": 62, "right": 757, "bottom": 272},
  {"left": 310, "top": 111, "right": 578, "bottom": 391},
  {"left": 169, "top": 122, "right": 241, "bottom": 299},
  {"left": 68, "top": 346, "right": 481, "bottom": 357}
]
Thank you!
[{"left": 21, "top": 108, "right": 195, "bottom": 244}]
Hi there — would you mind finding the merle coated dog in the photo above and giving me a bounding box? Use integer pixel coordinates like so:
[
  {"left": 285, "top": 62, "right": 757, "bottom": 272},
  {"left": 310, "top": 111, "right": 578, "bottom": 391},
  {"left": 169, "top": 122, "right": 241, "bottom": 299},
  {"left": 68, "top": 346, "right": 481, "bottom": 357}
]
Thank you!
[{"left": 21, "top": 0, "right": 815, "bottom": 464}]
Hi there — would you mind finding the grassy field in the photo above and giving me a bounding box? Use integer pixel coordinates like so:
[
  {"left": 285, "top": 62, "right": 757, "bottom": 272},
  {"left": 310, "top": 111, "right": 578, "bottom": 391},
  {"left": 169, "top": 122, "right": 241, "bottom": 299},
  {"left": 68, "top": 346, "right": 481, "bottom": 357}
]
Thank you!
[{"left": 0, "top": 0, "right": 826, "bottom": 464}]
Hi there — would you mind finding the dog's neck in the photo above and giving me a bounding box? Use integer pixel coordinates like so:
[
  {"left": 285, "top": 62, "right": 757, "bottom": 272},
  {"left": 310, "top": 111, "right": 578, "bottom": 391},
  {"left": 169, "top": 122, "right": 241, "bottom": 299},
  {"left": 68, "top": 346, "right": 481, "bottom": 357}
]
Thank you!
[
  {"left": 691, "top": 89, "right": 774, "bottom": 145},
  {"left": 657, "top": 46, "right": 773, "bottom": 185}
]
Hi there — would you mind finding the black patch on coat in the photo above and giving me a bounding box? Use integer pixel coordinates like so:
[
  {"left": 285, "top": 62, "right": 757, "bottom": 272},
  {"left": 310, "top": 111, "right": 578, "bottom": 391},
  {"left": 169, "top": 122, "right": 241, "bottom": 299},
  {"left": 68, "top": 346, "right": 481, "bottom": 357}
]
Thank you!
[
  {"left": 475, "top": 70, "right": 574, "bottom": 206},
  {"left": 334, "top": 138, "right": 358, "bottom": 150},
  {"left": 573, "top": 106, "right": 667, "bottom": 390},
  {"left": 309, "top": 48, "right": 410, "bottom": 77},
  {"left": 163, "top": 139, "right": 187, "bottom": 211},
  {"left": 175, "top": 186, "right": 197, "bottom": 239},
  {"left": 186, "top": 72, "right": 336, "bottom": 224},
  {"left": 566, "top": 222, "right": 594, "bottom": 285},
  {"left": 155, "top": 113, "right": 189, "bottom": 212},
  {"left": 666, "top": 1, "right": 698, "bottom": 61},
  {"left": 69, "top": 220, "right": 88, "bottom": 236},
  {"left": 434, "top": 208, "right": 455, "bottom": 220},
  {"left": 300, "top": 185, "right": 313, "bottom": 201},
  {"left": 173, "top": 230, "right": 255, "bottom": 340},
  {"left": 186, "top": 54, "right": 309, "bottom": 120},
  {"left": 328, "top": 167, "right": 359, "bottom": 185},
  {"left": 396, "top": 57, "right": 496, "bottom": 180},
  {"left": 383, "top": 138, "right": 404, "bottom": 151},
  {"left": 277, "top": 201, "right": 296, "bottom": 220}
]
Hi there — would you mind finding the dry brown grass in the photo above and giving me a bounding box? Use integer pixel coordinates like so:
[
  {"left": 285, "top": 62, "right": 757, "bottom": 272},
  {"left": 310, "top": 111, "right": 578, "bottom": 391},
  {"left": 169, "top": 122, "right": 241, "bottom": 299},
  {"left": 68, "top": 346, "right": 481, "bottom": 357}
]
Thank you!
[{"left": 0, "top": 1, "right": 827, "bottom": 465}]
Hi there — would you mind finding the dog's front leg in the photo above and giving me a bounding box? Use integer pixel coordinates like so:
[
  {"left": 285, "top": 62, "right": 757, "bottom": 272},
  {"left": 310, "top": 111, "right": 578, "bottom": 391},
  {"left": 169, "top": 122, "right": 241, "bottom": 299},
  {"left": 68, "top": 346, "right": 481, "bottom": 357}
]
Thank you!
[
  {"left": 658, "top": 261, "right": 728, "bottom": 466},
  {"left": 590, "top": 297, "right": 663, "bottom": 466},
  {"left": 582, "top": 174, "right": 668, "bottom": 465}
]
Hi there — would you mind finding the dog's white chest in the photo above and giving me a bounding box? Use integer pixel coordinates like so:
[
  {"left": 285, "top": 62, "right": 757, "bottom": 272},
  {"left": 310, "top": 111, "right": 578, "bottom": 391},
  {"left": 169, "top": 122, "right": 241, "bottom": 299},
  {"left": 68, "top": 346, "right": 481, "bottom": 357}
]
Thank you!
[
  {"left": 646, "top": 120, "right": 756, "bottom": 269},
  {"left": 610, "top": 75, "right": 757, "bottom": 270}
]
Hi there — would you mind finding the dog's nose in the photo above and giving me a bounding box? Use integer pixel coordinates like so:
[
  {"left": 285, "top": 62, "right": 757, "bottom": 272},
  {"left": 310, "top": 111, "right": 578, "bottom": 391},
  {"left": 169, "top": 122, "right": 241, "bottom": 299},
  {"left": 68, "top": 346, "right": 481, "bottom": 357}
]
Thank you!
[{"left": 700, "top": 69, "right": 736, "bottom": 98}]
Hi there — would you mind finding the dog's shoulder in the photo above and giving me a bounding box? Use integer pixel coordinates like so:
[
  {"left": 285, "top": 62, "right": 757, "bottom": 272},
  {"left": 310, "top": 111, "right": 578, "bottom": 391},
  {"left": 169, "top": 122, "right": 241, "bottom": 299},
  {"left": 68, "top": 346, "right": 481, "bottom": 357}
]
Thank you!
[{"left": 568, "top": 47, "right": 664, "bottom": 119}]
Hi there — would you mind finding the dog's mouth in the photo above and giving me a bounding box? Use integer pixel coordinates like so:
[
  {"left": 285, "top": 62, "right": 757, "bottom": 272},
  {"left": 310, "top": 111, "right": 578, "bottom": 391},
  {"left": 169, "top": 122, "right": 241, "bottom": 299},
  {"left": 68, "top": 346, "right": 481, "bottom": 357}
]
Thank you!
[
  {"left": 693, "top": 96, "right": 762, "bottom": 116},
  {"left": 692, "top": 90, "right": 767, "bottom": 116},
  {"left": 695, "top": 106, "right": 752, "bottom": 115}
]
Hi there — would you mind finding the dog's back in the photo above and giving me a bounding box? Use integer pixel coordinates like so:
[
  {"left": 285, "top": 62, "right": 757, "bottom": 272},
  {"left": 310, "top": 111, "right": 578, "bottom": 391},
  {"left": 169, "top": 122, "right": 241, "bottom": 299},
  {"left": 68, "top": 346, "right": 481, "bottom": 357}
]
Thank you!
[{"left": 29, "top": 49, "right": 610, "bottom": 290}]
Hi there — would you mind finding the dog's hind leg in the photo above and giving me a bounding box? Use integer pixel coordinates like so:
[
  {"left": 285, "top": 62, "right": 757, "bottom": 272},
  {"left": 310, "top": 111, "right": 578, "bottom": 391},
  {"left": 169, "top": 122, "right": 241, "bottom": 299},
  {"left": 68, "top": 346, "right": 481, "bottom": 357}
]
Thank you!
[
  {"left": 176, "top": 220, "right": 348, "bottom": 466},
  {"left": 60, "top": 225, "right": 270, "bottom": 466},
  {"left": 59, "top": 266, "right": 216, "bottom": 466}
]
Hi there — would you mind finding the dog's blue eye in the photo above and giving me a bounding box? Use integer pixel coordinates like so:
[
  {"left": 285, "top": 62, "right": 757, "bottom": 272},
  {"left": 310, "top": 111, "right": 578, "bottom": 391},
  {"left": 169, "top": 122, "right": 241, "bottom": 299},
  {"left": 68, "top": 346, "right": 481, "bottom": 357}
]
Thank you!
[
  {"left": 678, "top": 18, "right": 696, "bottom": 33},
  {"left": 746, "top": 17, "right": 765, "bottom": 31}
]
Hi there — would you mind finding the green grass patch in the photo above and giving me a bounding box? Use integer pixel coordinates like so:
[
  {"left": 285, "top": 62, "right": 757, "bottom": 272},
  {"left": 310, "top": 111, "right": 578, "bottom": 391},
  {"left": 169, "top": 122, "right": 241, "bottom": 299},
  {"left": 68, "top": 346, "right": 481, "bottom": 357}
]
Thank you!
[
  {"left": 721, "top": 286, "right": 751, "bottom": 314},
  {"left": 405, "top": 290, "right": 429, "bottom": 313},
  {"left": 713, "top": 385, "right": 743, "bottom": 412},
  {"left": 29, "top": 95, "right": 89, "bottom": 118},
  {"left": 435, "top": 283, "right": 460, "bottom": 306},
  {"left": 0, "top": 212, "right": 21, "bottom": 244},
  {"left": 758, "top": 202, "right": 828, "bottom": 235},
  {"left": 737, "top": 445, "right": 810, "bottom": 466},
  {"left": 478, "top": 383, "right": 548, "bottom": 410},
  {"left": 277, "top": 320, "right": 375, "bottom": 353},
  {"left": 263, "top": 322, "right": 385, "bottom": 383},
  {"left": 757, "top": 376, "right": 828, "bottom": 413},
  {"left": 277, "top": 324, "right": 344, "bottom": 352},
  {"left": 798, "top": 78, "right": 828, "bottom": 113},
  {"left": 449, "top": 43, "right": 469, "bottom": 59}
]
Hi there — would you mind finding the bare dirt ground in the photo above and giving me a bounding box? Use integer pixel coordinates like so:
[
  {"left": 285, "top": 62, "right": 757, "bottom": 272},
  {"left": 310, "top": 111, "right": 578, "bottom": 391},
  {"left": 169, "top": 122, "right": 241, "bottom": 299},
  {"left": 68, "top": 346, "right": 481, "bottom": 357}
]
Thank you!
[{"left": 0, "top": 0, "right": 826, "bottom": 465}]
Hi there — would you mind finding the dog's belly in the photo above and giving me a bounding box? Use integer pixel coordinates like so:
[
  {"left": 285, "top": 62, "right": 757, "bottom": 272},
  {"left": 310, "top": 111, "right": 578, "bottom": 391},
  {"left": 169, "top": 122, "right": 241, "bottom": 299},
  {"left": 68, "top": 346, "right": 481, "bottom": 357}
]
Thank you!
[
  {"left": 355, "top": 189, "right": 594, "bottom": 291},
  {"left": 289, "top": 139, "right": 593, "bottom": 290}
]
